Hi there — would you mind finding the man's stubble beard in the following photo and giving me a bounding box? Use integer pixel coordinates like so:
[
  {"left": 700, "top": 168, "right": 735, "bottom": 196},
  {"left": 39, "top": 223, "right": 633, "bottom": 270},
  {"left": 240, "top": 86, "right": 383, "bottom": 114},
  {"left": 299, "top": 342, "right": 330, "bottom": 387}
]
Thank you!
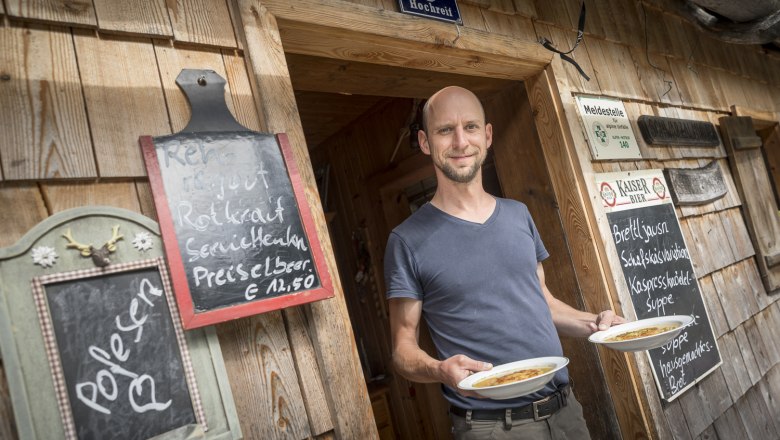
[{"left": 437, "top": 154, "right": 485, "bottom": 184}]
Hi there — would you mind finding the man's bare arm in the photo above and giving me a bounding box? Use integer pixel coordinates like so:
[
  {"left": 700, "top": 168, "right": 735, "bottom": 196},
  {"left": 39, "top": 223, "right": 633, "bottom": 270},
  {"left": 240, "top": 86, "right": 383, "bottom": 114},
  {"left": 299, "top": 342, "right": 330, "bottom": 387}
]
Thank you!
[
  {"left": 536, "top": 262, "right": 626, "bottom": 337},
  {"left": 389, "top": 297, "right": 491, "bottom": 394}
]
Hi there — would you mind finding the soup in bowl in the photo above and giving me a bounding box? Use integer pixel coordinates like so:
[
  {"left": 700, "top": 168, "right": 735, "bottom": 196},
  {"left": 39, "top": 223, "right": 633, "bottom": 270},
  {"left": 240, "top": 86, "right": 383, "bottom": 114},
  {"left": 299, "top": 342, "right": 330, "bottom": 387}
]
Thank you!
[{"left": 458, "top": 357, "right": 568, "bottom": 400}]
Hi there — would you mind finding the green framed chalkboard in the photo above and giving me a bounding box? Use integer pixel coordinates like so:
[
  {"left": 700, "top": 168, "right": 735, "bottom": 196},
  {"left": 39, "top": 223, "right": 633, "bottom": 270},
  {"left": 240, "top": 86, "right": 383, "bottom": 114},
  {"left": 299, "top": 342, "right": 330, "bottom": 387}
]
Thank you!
[{"left": 0, "top": 207, "right": 241, "bottom": 440}]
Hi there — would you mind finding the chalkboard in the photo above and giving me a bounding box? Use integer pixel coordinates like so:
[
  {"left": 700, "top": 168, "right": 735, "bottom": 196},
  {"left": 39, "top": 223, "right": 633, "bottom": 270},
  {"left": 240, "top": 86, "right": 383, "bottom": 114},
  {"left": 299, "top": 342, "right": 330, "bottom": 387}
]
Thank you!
[
  {"left": 32, "top": 258, "right": 205, "bottom": 440},
  {"left": 141, "top": 132, "right": 333, "bottom": 329},
  {"left": 599, "top": 170, "right": 722, "bottom": 401}
]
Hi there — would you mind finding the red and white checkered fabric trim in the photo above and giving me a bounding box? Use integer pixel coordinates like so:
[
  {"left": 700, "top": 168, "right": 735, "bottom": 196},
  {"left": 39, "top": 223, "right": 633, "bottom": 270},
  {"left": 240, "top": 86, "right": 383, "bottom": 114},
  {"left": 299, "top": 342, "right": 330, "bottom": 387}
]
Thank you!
[{"left": 32, "top": 257, "right": 207, "bottom": 438}]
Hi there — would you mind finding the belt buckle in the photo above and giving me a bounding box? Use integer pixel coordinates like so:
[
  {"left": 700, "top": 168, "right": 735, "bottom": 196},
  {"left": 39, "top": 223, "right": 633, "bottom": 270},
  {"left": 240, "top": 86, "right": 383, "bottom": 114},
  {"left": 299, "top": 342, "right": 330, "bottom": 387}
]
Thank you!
[{"left": 532, "top": 394, "right": 554, "bottom": 421}]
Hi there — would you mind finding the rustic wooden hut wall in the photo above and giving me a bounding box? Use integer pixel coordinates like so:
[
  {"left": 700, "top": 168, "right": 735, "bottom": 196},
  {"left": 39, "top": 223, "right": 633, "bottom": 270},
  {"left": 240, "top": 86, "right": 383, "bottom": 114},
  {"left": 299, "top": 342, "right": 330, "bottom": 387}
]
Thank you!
[
  {"left": 0, "top": 2, "right": 375, "bottom": 439},
  {"left": 3, "top": 0, "right": 780, "bottom": 439},
  {"left": 524, "top": 2, "right": 780, "bottom": 439}
]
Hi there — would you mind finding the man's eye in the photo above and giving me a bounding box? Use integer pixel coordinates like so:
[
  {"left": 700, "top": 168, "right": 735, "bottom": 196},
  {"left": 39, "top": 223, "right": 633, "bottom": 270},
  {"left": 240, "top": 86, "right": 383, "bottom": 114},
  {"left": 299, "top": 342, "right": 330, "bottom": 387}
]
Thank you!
[
  {"left": 438, "top": 127, "right": 452, "bottom": 134},
  {"left": 465, "top": 124, "right": 479, "bottom": 130}
]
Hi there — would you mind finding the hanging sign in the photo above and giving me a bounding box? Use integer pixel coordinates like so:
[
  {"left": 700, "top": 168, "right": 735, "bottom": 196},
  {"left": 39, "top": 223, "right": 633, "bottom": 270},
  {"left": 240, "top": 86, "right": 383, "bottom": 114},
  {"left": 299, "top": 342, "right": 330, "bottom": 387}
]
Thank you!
[
  {"left": 398, "top": 0, "right": 462, "bottom": 24},
  {"left": 597, "top": 169, "right": 721, "bottom": 401},
  {"left": 140, "top": 70, "right": 333, "bottom": 329},
  {"left": 576, "top": 95, "right": 641, "bottom": 160}
]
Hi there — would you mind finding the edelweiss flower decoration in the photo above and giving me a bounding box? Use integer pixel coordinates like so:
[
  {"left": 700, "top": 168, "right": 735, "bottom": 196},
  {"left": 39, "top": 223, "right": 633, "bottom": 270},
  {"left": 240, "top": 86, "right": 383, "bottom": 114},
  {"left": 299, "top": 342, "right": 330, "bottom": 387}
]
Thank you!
[
  {"left": 132, "top": 232, "right": 154, "bottom": 252},
  {"left": 31, "top": 246, "right": 58, "bottom": 268}
]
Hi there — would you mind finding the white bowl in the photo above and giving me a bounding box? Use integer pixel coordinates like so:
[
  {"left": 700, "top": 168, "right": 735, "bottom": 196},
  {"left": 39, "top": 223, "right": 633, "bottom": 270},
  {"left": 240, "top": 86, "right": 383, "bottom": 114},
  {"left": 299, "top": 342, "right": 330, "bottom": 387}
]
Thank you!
[
  {"left": 457, "top": 356, "right": 568, "bottom": 400},
  {"left": 588, "top": 315, "right": 694, "bottom": 352}
]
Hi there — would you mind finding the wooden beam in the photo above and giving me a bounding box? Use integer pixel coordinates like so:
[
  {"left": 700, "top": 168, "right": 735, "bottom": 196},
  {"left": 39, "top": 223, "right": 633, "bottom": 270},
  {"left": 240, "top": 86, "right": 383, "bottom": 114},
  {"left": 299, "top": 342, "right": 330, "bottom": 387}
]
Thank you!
[
  {"left": 526, "top": 65, "right": 654, "bottom": 439},
  {"left": 235, "top": 1, "right": 377, "bottom": 438},
  {"left": 287, "top": 53, "right": 513, "bottom": 99},
  {"left": 259, "top": 0, "right": 551, "bottom": 80}
]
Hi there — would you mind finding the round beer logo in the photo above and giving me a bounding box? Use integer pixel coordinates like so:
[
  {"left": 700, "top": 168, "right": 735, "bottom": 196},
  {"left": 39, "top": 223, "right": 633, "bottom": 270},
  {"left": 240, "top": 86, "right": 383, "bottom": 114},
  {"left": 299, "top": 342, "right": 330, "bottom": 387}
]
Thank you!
[
  {"left": 652, "top": 177, "right": 666, "bottom": 199},
  {"left": 600, "top": 182, "right": 617, "bottom": 207}
]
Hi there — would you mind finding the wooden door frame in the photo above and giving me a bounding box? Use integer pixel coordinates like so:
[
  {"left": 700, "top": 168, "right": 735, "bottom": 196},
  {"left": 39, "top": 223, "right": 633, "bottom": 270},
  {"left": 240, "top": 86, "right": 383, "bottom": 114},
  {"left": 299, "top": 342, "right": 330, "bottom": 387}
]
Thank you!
[{"left": 234, "top": 1, "right": 651, "bottom": 438}]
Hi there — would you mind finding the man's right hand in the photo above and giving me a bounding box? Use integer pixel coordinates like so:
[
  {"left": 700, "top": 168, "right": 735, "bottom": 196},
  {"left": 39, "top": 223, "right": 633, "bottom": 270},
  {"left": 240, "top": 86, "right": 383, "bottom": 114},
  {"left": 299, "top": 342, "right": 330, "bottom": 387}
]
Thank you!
[{"left": 437, "top": 354, "right": 493, "bottom": 397}]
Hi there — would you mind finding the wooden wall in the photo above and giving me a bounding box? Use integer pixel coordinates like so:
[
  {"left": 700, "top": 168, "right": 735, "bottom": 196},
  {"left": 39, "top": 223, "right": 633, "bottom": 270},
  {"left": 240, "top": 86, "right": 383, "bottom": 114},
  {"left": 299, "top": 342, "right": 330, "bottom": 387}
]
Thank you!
[
  {"left": 0, "top": 2, "right": 376, "bottom": 439},
  {"left": 523, "top": 2, "right": 780, "bottom": 439},
  {"left": 3, "top": 0, "right": 780, "bottom": 439}
]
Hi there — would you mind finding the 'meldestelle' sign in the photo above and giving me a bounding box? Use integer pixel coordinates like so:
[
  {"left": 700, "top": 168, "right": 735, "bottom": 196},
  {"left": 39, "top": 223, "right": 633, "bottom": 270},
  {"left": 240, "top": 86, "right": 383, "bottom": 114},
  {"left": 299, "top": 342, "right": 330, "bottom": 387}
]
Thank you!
[
  {"left": 576, "top": 95, "right": 642, "bottom": 160},
  {"left": 398, "top": 0, "right": 462, "bottom": 24}
]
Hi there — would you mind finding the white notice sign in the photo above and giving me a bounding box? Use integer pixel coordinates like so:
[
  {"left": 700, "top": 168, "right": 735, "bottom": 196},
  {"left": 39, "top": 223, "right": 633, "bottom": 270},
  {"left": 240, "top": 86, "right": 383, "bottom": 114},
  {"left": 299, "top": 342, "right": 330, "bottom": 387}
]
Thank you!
[{"left": 576, "top": 95, "right": 641, "bottom": 160}]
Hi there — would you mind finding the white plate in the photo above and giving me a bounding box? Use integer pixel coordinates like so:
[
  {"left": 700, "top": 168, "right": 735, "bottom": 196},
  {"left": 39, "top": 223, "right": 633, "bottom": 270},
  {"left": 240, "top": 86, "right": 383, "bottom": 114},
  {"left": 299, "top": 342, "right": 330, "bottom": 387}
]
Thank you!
[
  {"left": 588, "top": 315, "right": 694, "bottom": 352},
  {"left": 457, "top": 356, "right": 568, "bottom": 400}
]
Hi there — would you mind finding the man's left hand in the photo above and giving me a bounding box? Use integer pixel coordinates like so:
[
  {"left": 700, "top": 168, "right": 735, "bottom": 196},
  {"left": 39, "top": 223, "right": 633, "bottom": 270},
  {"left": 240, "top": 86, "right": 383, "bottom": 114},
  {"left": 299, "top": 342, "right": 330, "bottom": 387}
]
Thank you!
[{"left": 589, "top": 310, "right": 627, "bottom": 333}]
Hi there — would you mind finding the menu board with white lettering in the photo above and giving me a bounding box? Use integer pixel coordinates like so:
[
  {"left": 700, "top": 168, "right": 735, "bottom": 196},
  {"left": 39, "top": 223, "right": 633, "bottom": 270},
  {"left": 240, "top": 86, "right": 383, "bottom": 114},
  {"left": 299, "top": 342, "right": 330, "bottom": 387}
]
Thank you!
[
  {"left": 32, "top": 259, "right": 205, "bottom": 439},
  {"left": 141, "top": 132, "right": 333, "bottom": 329},
  {"left": 597, "top": 169, "right": 721, "bottom": 401}
]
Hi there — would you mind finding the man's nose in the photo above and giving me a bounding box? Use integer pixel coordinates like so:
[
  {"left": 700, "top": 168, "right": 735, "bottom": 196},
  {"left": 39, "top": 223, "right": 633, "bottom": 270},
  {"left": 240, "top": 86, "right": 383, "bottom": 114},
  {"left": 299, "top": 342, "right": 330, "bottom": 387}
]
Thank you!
[{"left": 452, "top": 126, "right": 469, "bottom": 149}]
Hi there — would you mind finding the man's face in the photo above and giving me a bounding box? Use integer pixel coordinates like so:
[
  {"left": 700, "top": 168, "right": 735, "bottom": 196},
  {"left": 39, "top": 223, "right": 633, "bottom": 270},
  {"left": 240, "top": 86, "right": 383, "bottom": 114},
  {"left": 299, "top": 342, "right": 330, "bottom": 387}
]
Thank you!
[{"left": 418, "top": 89, "right": 493, "bottom": 184}]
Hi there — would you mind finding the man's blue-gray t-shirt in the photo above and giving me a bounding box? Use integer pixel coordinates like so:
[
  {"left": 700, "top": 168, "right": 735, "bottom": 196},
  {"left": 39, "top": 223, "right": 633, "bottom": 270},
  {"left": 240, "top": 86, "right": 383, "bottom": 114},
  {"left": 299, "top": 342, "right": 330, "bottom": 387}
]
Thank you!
[{"left": 384, "top": 197, "right": 568, "bottom": 409}]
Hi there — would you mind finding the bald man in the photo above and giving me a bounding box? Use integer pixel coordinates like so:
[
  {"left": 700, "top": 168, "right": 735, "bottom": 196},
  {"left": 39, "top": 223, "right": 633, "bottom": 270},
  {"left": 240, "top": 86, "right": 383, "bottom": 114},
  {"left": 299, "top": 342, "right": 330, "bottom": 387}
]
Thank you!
[{"left": 384, "top": 86, "right": 624, "bottom": 439}]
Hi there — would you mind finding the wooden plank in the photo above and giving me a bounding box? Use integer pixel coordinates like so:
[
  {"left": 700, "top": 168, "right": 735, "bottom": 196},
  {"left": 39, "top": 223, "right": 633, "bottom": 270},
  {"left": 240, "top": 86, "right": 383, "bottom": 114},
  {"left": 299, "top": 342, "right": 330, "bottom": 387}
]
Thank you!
[
  {"left": 458, "top": 3, "right": 488, "bottom": 32},
  {"left": 5, "top": 0, "right": 96, "bottom": 26},
  {"left": 283, "top": 308, "right": 334, "bottom": 436},
  {"left": 0, "top": 23, "right": 96, "bottom": 180},
  {"left": 167, "top": 0, "right": 237, "bottom": 48},
  {"left": 527, "top": 67, "right": 653, "bottom": 439},
  {"left": 607, "top": 0, "right": 641, "bottom": 48},
  {"left": 40, "top": 181, "right": 142, "bottom": 213},
  {"left": 72, "top": 30, "right": 170, "bottom": 177},
  {"left": 716, "top": 332, "right": 752, "bottom": 401},
  {"left": 721, "top": 115, "right": 780, "bottom": 292},
  {"left": 697, "top": 424, "right": 719, "bottom": 440},
  {"left": 754, "top": 306, "right": 780, "bottom": 367},
  {"left": 627, "top": 46, "right": 683, "bottom": 106},
  {"left": 0, "top": 183, "right": 48, "bottom": 248},
  {"left": 488, "top": 83, "right": 619, "bottom": 440},
  {"left": 718, "top": 208, "right": 755, "bottom": 263},
  {"left": 221, "top": 51, "right": 264, "bottom": 132},
  {"left": 531, "top": 0, "right": 573, "bottom": 27},
  {"left": 665, "top": 162, "right": 727, "bottom": 206},
  {"left": 585, "top": 38, "right": 645, "bottom": 100},
  {"left": 236, "top": 2, "right": 378, "bottom": 438},
  {"left": 743, "top": 257, "right": 773, "bottom": 311},
  {"left": 736, "top": 385, "right": 780, "bottom": 440},
  {"left": 713, "top": 406, "right": 750, "bottom": 440},
  {"left": 134, "top": 180, "right": 157, "bottom": 222},
  {"left": 286, "top": 53, "right": 513, "bottom": 100},
  {"left": 216, "top": 314, "right": 312, "bottom": 439},
  {"left": 711, "top": 265, "right": 756, "bottom": 330},
  {"left": 742, "top": 317, "right": 772, "bottom": 380},
  {"left": 695, "top": 368, "right": 733, "bottom": 425},
  {"left": 698, "top": 275, "right": 729, "bottom": 338},
  {"left": 92, "top": 0, "right": 172, "bottom": 37},
  {"left": 512, "top": 0, "right": 536, "bottom": 18},
  {"left": 263, "top": 0, "right": 551, "bottom": 81},
  {"left": 760, "top": 365, "right": 780, "bottom": 432},
  {"left": 663, "top": 399, "right": 692, "bottom": 440},
  {"left": 678, "top": 383, "right": 715, "bottom": 438},
  {"left": 480, "top": 9, "right": 536, "bottom": 41},
  {"left": 732, "top": 323, "right": 761, "bottom": 386}
]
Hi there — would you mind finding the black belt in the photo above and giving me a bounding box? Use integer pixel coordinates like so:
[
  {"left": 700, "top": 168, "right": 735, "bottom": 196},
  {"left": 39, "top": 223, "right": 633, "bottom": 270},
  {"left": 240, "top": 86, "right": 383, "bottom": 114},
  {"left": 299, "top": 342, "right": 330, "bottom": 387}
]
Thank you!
[{"left": 450, "top": 384, "right": 570, "bottom": 425}]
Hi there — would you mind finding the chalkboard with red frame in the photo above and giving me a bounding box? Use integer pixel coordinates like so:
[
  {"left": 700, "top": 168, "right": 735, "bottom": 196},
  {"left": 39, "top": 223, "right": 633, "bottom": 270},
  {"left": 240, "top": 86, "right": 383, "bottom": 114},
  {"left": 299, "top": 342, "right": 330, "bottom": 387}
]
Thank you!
[{"left": 140, "top": 131, "right": 333, "bottom": 329}]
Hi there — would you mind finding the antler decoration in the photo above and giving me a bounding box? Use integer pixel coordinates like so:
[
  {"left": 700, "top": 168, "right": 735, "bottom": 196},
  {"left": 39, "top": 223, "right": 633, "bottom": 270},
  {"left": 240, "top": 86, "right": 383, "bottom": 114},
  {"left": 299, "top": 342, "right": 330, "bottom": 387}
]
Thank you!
[
  {"left": 62, "top": 226, "right": 125, "bottom": 267},
  {"left": 62, "top": 229, "right": 94, "bottom": 257}
]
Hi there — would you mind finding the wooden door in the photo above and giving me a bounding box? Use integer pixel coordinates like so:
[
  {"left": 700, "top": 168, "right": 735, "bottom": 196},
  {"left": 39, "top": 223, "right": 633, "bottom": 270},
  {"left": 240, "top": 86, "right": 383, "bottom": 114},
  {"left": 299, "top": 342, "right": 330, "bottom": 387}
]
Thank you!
[
  {"left": 486, "top": 83, "right": 621, "bottom": 439},
  {"left": 371, "top": 83, "right": 621, "bottom": 439}
]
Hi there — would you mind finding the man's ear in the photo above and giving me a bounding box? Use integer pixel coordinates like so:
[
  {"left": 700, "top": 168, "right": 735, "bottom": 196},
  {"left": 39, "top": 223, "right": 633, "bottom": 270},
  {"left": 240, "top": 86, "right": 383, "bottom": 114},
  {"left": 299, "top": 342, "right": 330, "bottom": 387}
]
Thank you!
[
  {"left": 485, "top": 122, "right": 493, "bottom": 149},
  {"left": 418, "top": 129, "right": 431, "bottom": 155}
]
